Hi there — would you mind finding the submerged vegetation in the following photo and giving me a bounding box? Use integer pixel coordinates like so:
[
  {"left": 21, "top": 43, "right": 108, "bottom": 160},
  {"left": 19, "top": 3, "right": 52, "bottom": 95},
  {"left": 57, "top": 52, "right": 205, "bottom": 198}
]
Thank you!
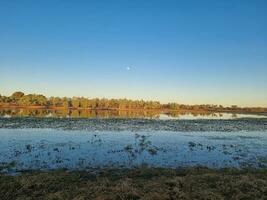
[
  {"left": 1, "top": 91, "right": 266, "bottom": 113},
  {"left": 1, "top": 117, "right": 267, "bottom": 131},
  {"left": 1, "top": 167, "right": 266, "bottom": 200}
]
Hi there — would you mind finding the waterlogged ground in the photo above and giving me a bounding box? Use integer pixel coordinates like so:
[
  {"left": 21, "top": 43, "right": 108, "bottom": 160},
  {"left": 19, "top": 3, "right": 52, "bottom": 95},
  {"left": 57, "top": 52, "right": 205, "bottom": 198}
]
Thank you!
[
  {"left": 1, "top": 117, "right": 267, "bottom": 131},
  {"left": 0, "top": 117, "right": 267, "bottom": 173}
]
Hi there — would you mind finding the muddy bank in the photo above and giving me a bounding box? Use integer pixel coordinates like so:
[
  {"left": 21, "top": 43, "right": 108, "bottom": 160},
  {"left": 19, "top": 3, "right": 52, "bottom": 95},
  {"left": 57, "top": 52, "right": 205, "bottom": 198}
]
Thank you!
[
  {"left": 1, "top": 167, "right": 266, "bottom": 200},
  {"left": 1, "top": 117, "right": 267, "bottom": 131}
]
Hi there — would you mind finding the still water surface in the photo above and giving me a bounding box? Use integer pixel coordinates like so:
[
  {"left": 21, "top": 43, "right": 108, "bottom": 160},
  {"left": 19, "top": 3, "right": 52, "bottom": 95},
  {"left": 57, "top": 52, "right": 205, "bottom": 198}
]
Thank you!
[
  {"left": 0, "top": 128, "right": 266, "bottom": 173},
  {"left": 1, "top": 108, "right": 266, "bottom": 119},
  {"left": 0, "top": 109, "right": 266, "bottom": 173}
]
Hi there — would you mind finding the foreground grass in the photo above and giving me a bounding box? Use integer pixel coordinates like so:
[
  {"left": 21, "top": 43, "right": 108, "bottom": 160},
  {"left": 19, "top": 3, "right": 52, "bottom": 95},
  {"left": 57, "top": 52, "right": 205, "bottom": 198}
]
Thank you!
[{"left": 1, "top": 167, "right": 267, "bottom": 200}]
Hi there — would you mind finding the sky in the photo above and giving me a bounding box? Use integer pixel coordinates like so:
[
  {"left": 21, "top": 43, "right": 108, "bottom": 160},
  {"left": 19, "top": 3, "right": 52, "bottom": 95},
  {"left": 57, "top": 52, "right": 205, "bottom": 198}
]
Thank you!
[{"left": 0, "top": 0, "right": 266, "bottom": 107}]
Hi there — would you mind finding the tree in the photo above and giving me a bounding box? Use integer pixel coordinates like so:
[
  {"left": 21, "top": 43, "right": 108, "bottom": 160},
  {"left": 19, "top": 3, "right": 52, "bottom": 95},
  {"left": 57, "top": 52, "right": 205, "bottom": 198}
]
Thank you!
[
  {"left": 10, "top": 91, "right": 24, "bottom": 102},
  {"left": 72, "top": 97, "right": 80, "bottom": 108},
  {"left": 80, "top": 98, "right": 89, "bottom": 109},
  {"left": 50, "top": 97, "right": 62, "bottom": 107},
  {"left": 18, "top": 94, "right": 47, "bottom": 106},
  {"left": 62, "top": 97, "right": 70, "bottom": 109}
]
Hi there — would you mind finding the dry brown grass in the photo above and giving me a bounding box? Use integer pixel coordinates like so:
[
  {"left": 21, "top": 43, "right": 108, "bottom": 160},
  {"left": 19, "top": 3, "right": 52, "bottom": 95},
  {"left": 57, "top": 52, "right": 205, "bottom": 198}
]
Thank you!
[{"left": 0, "top": 167, "right": 266, "bottom": 200}]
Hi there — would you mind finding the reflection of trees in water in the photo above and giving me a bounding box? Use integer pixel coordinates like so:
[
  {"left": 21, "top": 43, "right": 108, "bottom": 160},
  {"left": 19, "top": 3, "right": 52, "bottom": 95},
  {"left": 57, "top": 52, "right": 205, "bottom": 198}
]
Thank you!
[
  {"left": 231, "top": 113, "right": 238, "bottom": 118},
  {"left": 0, "top": 108, "right": 233, "bottom": 119},
  {"left": 69, "top": 110, "right": 161, "bottom": 118},
  {"left": 0, "top": 109, "right": 162, "bottom": 118},
  {"left": 166, "top": 111, "right": 220, "bottom": 118}
]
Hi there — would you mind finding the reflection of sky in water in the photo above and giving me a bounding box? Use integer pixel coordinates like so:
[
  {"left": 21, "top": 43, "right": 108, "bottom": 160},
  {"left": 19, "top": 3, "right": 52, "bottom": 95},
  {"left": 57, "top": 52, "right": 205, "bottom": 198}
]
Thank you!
[
  {"left": 0, "top": 129, "right": 266, "bottom": 173},
  {"left": 159, "top": 113, "right": 267, "bottom": 120}
]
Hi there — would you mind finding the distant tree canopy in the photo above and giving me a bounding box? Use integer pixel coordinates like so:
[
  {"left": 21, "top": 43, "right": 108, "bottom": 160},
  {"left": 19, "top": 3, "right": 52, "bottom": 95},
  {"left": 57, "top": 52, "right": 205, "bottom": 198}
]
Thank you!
[
  {"left": 0, "top": 92, "right": 162, "bottom": 109},
  {"left": 0, "top": 91, "right": 266, "bottom": 113},
  {"left": 18, "top": 94, "right": 47, "bottom": 106},
  {"left": 11, "top": 91, "right": 24, "bottom": 100}
]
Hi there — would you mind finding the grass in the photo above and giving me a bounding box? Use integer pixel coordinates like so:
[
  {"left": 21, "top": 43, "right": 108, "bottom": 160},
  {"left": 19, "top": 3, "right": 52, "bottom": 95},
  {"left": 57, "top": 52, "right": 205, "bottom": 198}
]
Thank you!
[{"left": 0, "top": 167, "right": 266, "bottom": 200}]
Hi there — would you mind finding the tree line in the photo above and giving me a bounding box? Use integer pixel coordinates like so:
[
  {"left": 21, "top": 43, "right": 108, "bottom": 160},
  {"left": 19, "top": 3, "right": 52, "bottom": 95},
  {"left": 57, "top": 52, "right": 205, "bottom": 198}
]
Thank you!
[
  {"left": 0, "top": 91, "right": 161, "bottom": 109},
  {"left": 0, "top": 91, "right": 266, "bottom": 113}
]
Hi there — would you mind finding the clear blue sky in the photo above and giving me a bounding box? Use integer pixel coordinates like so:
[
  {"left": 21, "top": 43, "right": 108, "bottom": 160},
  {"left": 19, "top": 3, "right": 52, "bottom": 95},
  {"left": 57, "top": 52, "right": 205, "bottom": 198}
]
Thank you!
[{"left": 0, "top": 0, "right": 266, "bottom": 107}]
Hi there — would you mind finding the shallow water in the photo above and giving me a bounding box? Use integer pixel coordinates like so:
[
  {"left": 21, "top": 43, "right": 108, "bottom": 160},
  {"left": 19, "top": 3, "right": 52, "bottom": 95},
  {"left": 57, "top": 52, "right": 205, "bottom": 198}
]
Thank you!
[
  {"left": 1, "top": 108, "right": 266, "bottom": 120},
  {"left": 0, "top": 128, "right": 266, "bottom": 173},
  {"left": 1, "top": 117, "right": 267, "bottom": 131}
]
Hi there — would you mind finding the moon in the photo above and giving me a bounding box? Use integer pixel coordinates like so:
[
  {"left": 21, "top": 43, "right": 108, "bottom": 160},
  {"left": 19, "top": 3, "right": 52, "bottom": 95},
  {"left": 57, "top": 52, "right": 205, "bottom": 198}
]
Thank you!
[{"left": 126, "top": 66, "right": 131, "bottom": 71}]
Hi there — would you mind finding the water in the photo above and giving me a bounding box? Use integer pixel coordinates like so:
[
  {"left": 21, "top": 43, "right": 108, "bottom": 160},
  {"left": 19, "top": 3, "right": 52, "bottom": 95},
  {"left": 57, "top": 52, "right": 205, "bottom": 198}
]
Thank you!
[
  {"left": 1, "top": 117, "right": 267, "bottom": 131},
  {"left": 0, "top": 108, "right": 266, "bottom": 119},
  {"left": 0, "top": 111, "right": 266, "bottom": 173},
  {"left": 0, "top": 128, "right": 266, "bottom": 173}
]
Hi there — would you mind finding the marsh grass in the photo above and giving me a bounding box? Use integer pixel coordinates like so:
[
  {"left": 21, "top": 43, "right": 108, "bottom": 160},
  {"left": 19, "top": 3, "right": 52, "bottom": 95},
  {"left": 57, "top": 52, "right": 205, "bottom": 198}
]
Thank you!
[{"left": 0, "top": 167, "right": 266, "bottom": 200}]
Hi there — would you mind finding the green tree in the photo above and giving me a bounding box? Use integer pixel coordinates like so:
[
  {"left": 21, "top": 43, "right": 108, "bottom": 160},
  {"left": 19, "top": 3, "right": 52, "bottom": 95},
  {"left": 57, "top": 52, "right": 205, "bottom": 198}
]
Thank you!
[
  {"left": 72, "top": 97, "right": 80, "bottom": 108},
  {"left": 18, "top": 94, "right": 47, "bottom": 106},
  {"left": 62, "top": 97, "right": 70, "bottom": 109},
  {"left": 80, "top": 98, "right": 89, "bottom": 109},
  {"left": 10, "top": 91, "right": 24, "bottom": 102}
]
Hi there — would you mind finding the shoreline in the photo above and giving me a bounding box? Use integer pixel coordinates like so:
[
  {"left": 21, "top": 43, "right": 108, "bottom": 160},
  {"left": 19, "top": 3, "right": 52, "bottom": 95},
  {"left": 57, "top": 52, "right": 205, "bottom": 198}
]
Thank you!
[{"left": 1, "top": 166, "right": 266, "bottom": 199}]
